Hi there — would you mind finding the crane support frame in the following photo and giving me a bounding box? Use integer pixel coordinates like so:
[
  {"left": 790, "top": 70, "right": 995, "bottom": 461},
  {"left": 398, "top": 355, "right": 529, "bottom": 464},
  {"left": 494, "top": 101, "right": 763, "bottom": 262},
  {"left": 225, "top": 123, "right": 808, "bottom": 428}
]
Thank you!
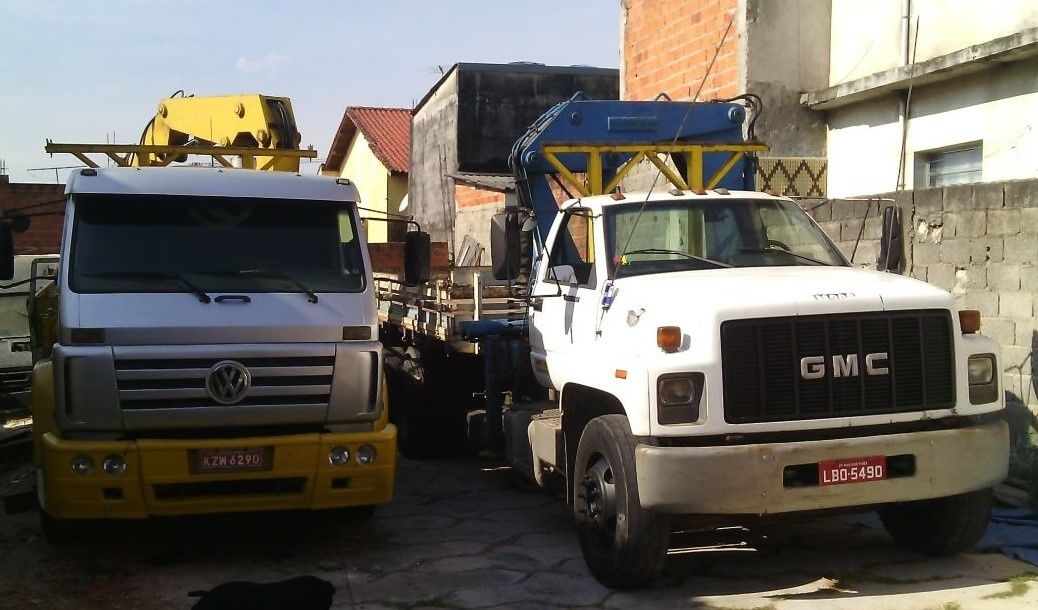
[
  {"left": 44, "top": 142, "right": 317, "bottom": 171},
  {"left": 540, "top": 142, "right": 769, "bottom": 196}
]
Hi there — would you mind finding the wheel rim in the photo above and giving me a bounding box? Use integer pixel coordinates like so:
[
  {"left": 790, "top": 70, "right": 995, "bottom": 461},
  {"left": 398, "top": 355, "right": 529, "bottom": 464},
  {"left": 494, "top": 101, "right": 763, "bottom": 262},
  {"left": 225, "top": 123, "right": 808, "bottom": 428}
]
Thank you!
[{"left": 579, "top": 454, "right": 618, "bottom": 545}]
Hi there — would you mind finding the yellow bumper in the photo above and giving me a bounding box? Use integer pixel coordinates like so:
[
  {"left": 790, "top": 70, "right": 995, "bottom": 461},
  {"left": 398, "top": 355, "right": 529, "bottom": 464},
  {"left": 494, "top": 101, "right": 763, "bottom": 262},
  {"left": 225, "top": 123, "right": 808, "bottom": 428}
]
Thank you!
[{"left": 39, "top": 426, "right": 396, "bottom": 520}]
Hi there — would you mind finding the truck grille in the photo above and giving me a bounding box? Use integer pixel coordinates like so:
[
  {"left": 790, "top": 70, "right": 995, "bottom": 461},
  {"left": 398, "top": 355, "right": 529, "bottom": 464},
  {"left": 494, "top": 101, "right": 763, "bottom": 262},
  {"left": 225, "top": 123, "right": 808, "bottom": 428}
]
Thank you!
[
  {"left": 115, "top": 355, "right": 335, "bottom": 410},
  {"left": 720, "top": 309, "right": 955, "bottom": 424}
]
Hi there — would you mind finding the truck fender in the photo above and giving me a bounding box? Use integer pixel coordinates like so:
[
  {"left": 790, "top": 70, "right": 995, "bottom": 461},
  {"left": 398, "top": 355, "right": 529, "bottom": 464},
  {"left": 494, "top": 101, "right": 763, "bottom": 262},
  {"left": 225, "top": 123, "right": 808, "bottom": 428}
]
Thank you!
[
  {"left": 560, "top": 383, "right": 626, "bottom": 502},
  {"left": 31, "top": 359, "right": 56, "bottom": 467}
]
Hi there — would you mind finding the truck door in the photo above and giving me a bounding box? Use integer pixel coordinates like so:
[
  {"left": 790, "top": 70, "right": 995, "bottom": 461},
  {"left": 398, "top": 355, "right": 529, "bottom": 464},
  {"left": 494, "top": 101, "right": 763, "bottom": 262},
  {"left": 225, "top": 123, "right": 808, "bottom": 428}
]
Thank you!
[{"left": 529, "top": 209, "right": 598, "bottom": 389}]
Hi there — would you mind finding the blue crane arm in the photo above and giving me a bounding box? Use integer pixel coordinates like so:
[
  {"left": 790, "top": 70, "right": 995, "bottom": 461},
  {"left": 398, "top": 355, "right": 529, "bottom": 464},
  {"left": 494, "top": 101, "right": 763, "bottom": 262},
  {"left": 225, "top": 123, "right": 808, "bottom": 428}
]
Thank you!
[{"left": 509, "top": 95, "right": 764, "bottom": 239}]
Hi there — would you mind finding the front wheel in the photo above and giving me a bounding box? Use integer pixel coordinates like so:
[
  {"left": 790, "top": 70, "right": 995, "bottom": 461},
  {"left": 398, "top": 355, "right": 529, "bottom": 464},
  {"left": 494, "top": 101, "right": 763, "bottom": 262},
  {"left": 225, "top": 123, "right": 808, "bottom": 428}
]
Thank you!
[
  {"left": 878, "top": 487, "right": 993, "bottom": 556},
  {"left": 573, "top": 415, "right": 670, "bottom": 589}
]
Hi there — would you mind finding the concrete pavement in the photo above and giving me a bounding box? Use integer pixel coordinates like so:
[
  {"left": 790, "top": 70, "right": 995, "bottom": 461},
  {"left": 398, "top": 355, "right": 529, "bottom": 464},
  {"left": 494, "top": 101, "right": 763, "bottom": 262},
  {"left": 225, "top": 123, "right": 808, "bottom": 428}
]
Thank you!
[{"left": 1, "top": 457, "right": 1036, "bottom": 609}]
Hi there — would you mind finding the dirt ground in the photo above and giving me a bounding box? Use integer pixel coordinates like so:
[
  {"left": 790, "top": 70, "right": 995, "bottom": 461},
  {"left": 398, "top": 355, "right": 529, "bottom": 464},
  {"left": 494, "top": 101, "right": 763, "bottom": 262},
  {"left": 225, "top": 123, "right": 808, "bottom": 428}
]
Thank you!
[{"left": 1, "top": 457, "right": 1036, "bottom": 609}]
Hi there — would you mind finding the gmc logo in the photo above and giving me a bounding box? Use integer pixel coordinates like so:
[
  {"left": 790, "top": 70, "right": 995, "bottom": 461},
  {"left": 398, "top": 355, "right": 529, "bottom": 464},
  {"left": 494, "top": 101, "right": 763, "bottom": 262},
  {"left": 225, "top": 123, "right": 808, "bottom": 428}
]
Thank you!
[{"left": 800, "top": 353, "right": 889, "bottom": 379}]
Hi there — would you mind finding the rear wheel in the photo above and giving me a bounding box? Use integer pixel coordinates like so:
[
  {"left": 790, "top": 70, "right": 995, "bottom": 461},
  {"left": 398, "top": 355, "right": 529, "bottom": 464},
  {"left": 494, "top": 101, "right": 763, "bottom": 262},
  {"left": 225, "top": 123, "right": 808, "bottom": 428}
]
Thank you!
[
  {"left": 878, "top": 488, "right": 993, "bottom": 556},
  {"left": 573, "top": 415, "right": 670, "bottom": 589}
]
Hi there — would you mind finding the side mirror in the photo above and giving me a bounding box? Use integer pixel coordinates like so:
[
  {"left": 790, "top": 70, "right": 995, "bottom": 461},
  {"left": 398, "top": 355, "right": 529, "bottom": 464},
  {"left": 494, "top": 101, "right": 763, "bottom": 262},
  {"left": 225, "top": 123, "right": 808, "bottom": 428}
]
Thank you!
[
  {"left": 491, "top": 211, "right": 520, "bottom": 280},
  {"left": 0, "top": 224, "right": 14, "bottom": 281},
  {"left": 403, "top": 230, "right": 431, "bottom": 286}
]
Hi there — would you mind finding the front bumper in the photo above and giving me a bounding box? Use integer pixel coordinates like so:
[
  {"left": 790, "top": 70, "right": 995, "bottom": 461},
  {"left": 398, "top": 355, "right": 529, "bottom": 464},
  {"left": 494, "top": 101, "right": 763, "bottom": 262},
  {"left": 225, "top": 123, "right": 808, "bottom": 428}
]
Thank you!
[
  {"left": 39, "top": 426, "right": 396, "bottom": 519},
  {"left": 636, "top": 420, "right": 1008, "bottom": 515}
]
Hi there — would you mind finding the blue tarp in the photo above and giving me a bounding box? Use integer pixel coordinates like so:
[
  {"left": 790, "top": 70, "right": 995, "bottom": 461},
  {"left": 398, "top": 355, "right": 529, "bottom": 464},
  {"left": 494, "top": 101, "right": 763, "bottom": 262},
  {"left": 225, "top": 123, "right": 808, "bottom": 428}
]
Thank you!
[{"left": 976, "top": 507, "right": 1038, "bottom": 566}]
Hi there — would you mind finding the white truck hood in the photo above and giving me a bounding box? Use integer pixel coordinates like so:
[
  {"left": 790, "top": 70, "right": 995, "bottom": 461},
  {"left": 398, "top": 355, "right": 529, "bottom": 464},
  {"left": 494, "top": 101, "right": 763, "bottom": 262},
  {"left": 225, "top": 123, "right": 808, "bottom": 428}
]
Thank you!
[{"left": 611, "top": 266, "right": 954, "bottom": 324}]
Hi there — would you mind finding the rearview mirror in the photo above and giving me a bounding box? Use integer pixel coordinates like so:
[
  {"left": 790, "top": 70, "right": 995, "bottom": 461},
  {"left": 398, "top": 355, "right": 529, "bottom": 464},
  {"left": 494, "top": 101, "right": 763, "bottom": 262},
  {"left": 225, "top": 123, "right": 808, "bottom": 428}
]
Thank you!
[
  {"left": 877, "top": 205, "right": 904, "bottom": 274},
  {"left": 491, "top": 211, "right": 520, "bottom": 280},
  {"left": 0, "top": 224, "right": 14, "bottom": 281},
  {"left": 403, "top": 230, "right": 431, "bottom": 286}
]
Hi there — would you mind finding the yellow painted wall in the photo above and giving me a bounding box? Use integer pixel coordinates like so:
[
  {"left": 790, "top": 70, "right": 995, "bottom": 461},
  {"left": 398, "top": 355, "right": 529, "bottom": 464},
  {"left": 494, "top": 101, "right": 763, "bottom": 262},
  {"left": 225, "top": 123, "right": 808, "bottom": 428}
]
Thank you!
[
  {"left": 386, "top": 173, "right": 408, "bottom": 242},
  {"left": 334, "top": 131, "right": 391, "bottom": 243}
]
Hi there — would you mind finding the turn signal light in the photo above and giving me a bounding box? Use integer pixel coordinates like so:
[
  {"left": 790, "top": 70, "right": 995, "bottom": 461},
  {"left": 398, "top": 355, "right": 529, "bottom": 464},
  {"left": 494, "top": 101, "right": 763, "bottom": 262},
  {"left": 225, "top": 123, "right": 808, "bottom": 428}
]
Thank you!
[
  {"left": 657, "top": 326, "right": 681, "bottom": 352},
  {"left": 959, "top": 310, "right": 981, "bottom": 334}
]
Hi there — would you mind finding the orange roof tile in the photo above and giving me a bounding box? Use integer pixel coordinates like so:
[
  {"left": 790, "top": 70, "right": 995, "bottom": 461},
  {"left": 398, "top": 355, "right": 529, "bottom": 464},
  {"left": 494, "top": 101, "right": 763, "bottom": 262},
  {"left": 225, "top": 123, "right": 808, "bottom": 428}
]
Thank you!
[{"left": 325, "top": 106, "right": 411, "bottom": 173}]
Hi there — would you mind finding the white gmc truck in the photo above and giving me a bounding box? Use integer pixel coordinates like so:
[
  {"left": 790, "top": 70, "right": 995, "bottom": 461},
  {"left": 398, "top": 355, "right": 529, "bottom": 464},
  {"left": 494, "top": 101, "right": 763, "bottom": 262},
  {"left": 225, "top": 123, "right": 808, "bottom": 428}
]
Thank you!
[{"left": 488, "top": 188, "right": 1008, "bottom": 588}]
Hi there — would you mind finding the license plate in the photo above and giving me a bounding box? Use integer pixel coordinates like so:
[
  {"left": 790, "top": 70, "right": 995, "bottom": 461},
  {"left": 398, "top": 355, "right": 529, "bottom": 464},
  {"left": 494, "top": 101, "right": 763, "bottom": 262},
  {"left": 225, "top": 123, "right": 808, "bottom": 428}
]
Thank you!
[
  {"left": 198, "top": 447, "right": 267, "bottom": 473},
  {"left": 818, "top": 455, "right": 887, "bottom": 486}
]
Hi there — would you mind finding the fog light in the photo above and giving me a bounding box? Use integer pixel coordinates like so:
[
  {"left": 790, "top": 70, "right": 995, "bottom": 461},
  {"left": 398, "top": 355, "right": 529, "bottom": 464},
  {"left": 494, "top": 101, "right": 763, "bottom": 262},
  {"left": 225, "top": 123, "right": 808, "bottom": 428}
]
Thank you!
[
  {"left": 968, "top": 355, "right": 994, "bottom": 385},
  {"left": 102, "top": 455, "right": 126, "bottom": 475},
  {"left": 357, "top": 444, "right": 377, "bottom": 465},
  {"left": 329, "top": 445, "right": 350, "bottom": 465},
  {"left": 71, "top": 454, "right": 93, "bottom": 476}
]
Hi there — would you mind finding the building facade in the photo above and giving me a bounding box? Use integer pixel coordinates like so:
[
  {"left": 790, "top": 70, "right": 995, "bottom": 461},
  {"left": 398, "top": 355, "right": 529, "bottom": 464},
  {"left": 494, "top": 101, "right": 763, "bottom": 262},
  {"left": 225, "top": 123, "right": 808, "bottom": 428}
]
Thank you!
[
  {"left": 410, "top": 63, "right": 618, "bottom": 263},
  {"left": 322, "top": 107, "right": 411, "bottom": 243},
  {"left": 807, "top": 1, "right": 1038, "bottom": 197}
]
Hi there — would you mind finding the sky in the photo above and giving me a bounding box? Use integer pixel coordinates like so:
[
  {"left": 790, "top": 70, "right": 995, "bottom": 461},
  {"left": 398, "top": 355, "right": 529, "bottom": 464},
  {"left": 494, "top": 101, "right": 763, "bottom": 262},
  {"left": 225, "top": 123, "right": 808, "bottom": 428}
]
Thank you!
[{"left": 0, "top": 1, "right": 620, "bottom": 183}]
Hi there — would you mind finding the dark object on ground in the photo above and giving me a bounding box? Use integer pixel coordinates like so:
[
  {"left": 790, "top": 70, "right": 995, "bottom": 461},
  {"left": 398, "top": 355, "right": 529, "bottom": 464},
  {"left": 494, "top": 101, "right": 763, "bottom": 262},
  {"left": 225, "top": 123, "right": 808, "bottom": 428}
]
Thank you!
[
  {"left": 189, "top": 575, "right": 335, "bottom": 610},
  {"left": 2, "top": 489, "right": 36, "bottom": 515}
]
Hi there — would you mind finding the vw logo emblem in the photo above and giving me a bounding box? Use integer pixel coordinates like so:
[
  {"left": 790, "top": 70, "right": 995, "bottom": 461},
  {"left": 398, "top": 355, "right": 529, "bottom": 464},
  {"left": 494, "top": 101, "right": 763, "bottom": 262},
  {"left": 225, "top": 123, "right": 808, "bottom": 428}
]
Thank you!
[{"left": 206, "top": 360, "right": 251, "bottom": 405}]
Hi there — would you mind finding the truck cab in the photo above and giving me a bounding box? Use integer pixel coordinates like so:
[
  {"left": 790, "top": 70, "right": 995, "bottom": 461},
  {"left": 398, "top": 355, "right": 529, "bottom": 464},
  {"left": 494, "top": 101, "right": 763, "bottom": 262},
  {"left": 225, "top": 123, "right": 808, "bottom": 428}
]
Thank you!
[{"left": 28, "top": 167, "right": 398, "bottom": 536}]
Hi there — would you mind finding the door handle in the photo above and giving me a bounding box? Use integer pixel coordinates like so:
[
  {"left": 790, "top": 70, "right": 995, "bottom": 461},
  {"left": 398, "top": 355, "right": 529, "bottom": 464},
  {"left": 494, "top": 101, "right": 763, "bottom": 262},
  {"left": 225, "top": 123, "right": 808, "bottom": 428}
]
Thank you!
[{"left": 530, "top": 298, "right": 543, "bottom": 311}]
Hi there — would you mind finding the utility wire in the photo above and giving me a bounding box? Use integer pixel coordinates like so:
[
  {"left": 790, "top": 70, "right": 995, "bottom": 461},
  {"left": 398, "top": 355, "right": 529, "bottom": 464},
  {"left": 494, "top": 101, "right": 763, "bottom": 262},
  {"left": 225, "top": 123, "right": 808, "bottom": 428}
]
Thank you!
[{"left": 609, "top": 13, "right": 735, "bottom": 281}]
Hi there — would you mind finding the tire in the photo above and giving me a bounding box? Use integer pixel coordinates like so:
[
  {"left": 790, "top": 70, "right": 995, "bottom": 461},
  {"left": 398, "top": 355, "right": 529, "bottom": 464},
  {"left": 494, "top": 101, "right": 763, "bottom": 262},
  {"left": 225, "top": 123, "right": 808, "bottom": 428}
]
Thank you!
[
  {"left": 573, "top": 415, "right": 670, "bottom": 589},
  {"left": 878, "top": 487, "right": 993, "bottom": 556}
]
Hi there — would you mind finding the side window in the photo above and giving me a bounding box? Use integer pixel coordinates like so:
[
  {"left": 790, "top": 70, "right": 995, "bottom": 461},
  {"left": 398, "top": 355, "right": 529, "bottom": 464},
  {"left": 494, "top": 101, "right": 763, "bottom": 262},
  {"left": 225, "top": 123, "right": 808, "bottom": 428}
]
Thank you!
[{"left": 548, "top": 211, "right": 595, "bottom": 287}]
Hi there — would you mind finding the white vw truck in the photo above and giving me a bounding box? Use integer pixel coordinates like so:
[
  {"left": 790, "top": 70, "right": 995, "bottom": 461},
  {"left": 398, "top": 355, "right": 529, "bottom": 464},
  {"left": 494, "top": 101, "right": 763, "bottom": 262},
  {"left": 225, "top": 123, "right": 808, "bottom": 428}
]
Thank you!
[
  {"left": 498, "top": 189, "right": 1008, "bottom": 587},
  {"left": 22, "top": 167, "right": 414, "bottom": 539}
]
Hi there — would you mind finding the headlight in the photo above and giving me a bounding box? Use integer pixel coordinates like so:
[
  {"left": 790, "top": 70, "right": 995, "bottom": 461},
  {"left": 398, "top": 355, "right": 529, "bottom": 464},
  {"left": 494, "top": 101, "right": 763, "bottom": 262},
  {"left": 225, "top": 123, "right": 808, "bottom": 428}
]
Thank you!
[
  {"left": 328, "top": 445, "right": 350, "bottom": 465},
  {"left": 967, "top": 354, "right": 998, "bottom": 405},
  {"left": 71, "top": 454, "right": 93, "bottom": 476},
  {"left": 968, "top": 355, "right": 993, "bottom": 385},
  {"left": 656, "top": 373, "right": 704, "bottom": 424},
  {"left": 102, "top": 455, "right": 126, "bottom": 475},
  {"left": 357, "top": 444, "right": 377, "bottom": 465}
]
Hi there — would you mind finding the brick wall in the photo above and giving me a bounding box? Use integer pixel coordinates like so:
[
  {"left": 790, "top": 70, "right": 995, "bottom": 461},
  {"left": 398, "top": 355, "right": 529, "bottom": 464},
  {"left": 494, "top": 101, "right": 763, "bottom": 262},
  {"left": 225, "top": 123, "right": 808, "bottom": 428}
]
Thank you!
[
  {"left": 806, "top": 179, "right": 1038, "bottom": 412},
  {"left": 622, "top": 0, "right": 741, "bottom": 101},
  {"left": 0, "top": 177, "right": 65, "bottom": 254},
  {"left": 454, "top": 184, "right": 507, "bottom": 208},
  {"left": 368, "top": 241, "right": 450, "bottom": 278}
]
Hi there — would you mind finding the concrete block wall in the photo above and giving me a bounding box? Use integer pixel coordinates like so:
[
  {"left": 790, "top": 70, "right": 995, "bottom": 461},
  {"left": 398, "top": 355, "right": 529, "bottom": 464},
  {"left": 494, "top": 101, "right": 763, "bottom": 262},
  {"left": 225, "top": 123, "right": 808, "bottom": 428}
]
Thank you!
[{"left": 806, "top": 179, "right": 1038, "bottom": 411}]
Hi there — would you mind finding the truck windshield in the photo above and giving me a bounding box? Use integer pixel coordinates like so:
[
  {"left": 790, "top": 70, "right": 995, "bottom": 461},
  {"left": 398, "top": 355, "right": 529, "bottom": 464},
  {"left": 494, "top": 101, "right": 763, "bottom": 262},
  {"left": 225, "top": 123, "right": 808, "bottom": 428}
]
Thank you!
[
  {"left": 70, "top": 195, "right": 366, "bottom": 294},
  {"left": 604, "top": 198, "right": 846, "bottom": 278}
]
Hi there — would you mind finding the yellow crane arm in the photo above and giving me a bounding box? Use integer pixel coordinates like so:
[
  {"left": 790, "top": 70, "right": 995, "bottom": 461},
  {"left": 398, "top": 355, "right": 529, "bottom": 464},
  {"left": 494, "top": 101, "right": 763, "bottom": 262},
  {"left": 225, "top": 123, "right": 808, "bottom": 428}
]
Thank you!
[{"left": 138, "top": 94, "right": 304, "bottom": 171}]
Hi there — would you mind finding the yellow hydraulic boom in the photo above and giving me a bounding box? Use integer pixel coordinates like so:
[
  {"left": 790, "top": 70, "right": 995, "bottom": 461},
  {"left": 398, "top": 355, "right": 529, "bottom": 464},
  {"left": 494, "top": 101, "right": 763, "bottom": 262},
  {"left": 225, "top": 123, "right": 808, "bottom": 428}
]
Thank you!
[{"left": 45, "top": 92, "right": 316, "bottom": 172}]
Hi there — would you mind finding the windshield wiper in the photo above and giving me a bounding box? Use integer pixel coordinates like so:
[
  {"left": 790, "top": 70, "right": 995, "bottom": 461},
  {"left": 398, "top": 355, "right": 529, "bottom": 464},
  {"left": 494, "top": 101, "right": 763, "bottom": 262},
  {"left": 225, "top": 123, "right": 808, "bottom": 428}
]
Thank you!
[
  {"left": 196, "top": 269, "right": 319, "bottom": 303},
  {"left": 622, "top": 248, "right": 731, "bottom": 269},
  {"left": 739, "top": 248, "right": 830, "bottom": 266},
  {"left": 82, "top": 271, "right": 212, "bottom": 303}
]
